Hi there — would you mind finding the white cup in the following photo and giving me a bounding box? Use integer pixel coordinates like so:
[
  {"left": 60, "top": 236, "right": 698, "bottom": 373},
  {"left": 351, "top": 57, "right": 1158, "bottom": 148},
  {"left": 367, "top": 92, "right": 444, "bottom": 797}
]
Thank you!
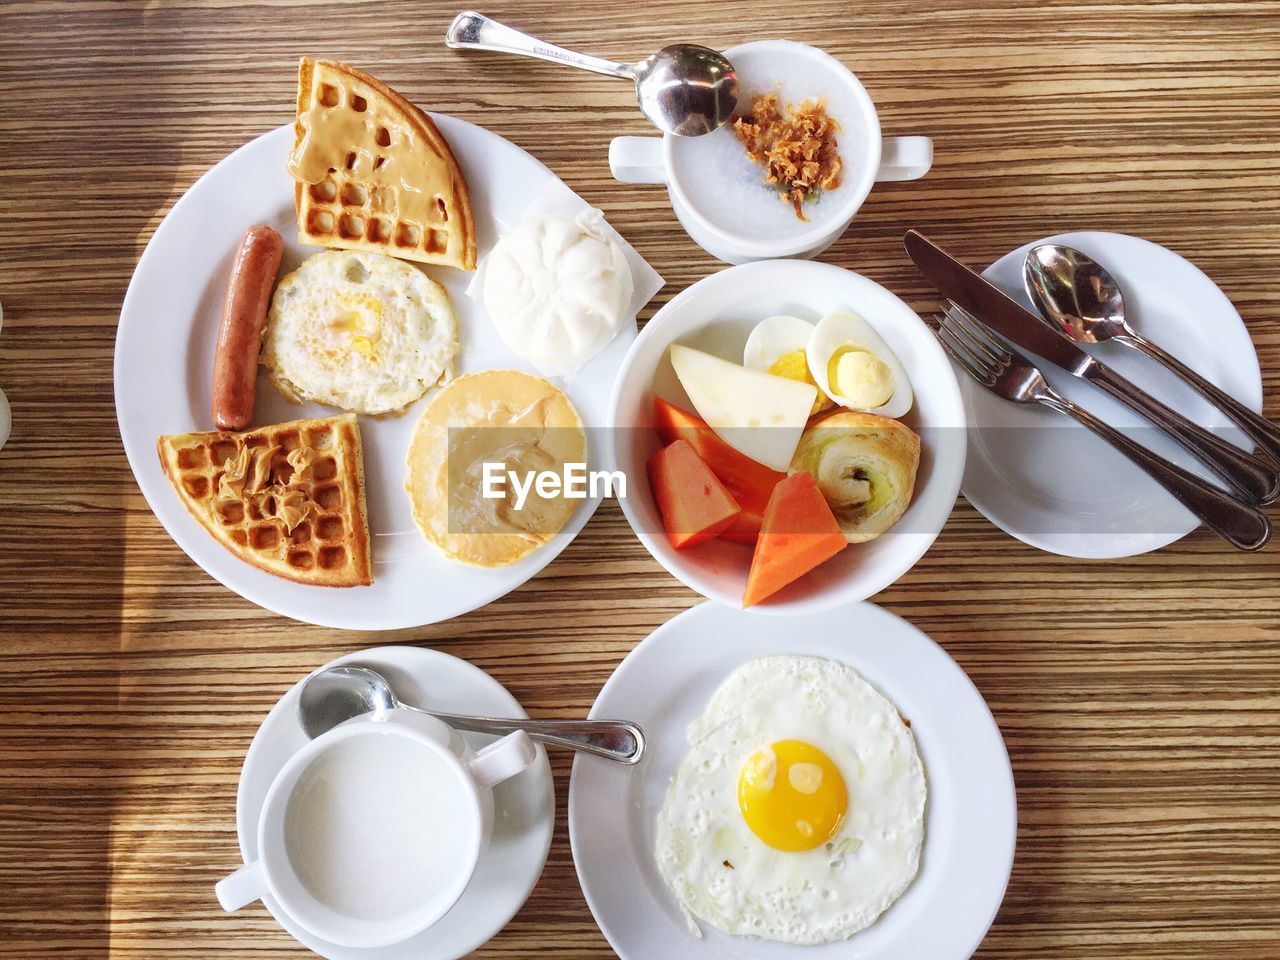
[
  {"left": 215, "top": 710, "right": 536, "bottom": 948},
  {"left": 609, "top": 40, "right": 932, "bottom": 264}
]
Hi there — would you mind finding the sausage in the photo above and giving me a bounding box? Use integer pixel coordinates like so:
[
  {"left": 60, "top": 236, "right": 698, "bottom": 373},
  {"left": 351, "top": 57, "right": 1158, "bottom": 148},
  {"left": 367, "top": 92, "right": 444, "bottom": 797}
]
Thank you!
[{"left": 212, "top": 225, "right": 284, "bottom": 430}]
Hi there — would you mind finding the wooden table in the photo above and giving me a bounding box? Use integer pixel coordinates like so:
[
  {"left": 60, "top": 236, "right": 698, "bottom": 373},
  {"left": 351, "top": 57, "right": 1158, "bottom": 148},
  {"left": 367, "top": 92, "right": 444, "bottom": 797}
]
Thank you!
[{"left": 2, "top": 1, "right": 1279, "bottom": 957}]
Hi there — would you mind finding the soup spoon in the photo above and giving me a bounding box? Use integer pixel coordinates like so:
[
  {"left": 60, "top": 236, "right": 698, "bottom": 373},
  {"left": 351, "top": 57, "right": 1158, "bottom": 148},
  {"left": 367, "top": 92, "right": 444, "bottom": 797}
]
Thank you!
[
  {"left": 1024, "top": 243, "right": 1280, "bottom": 463},
  {"left": 298, "top": 664, "right": 645, "bottom": 764},
  {"left": 445, "top": 11, "right": 738, "bottom": 137}
]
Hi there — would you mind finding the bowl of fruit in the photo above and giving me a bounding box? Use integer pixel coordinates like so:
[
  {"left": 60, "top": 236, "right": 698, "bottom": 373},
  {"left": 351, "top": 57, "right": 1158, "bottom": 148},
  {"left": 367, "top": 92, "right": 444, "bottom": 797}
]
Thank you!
[{"left": 610, "top": 259, "right": 966, "bottom": 611}]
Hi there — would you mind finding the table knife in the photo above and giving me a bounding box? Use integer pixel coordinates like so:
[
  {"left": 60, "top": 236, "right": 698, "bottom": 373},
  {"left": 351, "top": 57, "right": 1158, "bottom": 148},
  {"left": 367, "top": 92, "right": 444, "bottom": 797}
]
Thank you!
[{"left": 904, "top": 230, "right": 1279, "bottom": 506}]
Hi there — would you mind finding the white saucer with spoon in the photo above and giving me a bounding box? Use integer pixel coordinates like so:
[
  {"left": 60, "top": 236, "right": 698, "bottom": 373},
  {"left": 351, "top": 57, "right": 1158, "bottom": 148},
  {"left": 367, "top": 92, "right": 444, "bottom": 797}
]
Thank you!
[
  {"left": 957, "top": 231, "right": 1265, "bottom": 558},
  {"left": 227, "top": 645, "right": 556, "bottom": 960}
]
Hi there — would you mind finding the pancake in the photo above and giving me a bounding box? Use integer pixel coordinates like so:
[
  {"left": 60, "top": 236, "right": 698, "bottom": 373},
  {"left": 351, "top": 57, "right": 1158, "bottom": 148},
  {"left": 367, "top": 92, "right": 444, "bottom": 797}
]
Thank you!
[{"left": 405, "top": 370, "right": 586, "bottom": 567}]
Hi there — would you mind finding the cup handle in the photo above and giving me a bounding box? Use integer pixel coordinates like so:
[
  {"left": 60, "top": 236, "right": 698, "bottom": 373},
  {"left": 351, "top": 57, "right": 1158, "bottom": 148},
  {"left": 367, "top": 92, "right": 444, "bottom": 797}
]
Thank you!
[
  {"left": 876, "top": 136, "right": 933, "bottom": 182},
  {"left": 465, "top": 730, "right": 537, "bottom": 789},
  {"left": 609, "top": 136, "right": 667, "bottom": 185},
  {"left": 215, "top": 860, "right": 266, "bottom": 912}
]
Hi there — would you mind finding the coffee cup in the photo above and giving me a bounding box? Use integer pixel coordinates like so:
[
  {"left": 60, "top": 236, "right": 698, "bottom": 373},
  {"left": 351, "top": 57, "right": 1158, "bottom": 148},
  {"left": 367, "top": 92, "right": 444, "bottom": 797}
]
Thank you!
[
  {"left": 214, "top": 710, "right": 536, "bottom": 948},
  {"left": 609, "top": 40, "right": 932, "bottom": 264}
]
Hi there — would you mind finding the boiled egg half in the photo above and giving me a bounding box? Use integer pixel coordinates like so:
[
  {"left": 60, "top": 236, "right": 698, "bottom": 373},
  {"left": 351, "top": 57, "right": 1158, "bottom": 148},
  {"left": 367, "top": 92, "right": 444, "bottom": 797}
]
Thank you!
[
  {"left": 806, "top": 311, "right": 913, "bottom": 419},
  {"left": 743, "top": 315, "right": 833, "bottom": 416}
]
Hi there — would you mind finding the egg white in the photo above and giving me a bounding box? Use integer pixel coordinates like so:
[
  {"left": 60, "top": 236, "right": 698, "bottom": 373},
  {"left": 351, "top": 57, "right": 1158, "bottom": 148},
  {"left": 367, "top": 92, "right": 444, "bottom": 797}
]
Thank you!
[
  {"left": 655, "top": 655, "right": 926, "bottom": 945},
  {"left": 742, "top": 314, "right": 816, "bottom": 373},
  {"left": 262, "top": 250, "right": 458, "bottom": 416}
]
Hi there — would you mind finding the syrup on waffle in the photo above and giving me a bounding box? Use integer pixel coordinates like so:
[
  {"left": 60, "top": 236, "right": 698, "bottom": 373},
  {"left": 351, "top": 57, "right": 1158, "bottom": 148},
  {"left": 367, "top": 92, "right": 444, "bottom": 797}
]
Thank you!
[
  {"left": 157, "top": 414, "right": 373, "bottom": 587},
  {"left": 288, "top": 58, "right": 477, "bottom": 270}
]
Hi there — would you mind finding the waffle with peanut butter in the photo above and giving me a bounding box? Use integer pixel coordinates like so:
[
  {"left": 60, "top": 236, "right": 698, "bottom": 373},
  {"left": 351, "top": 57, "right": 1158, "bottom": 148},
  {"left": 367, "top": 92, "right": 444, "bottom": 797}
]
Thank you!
[
  {"left": 288, "top": 58, "right": 477, "bottom": 270},
  {"left": 157, "top": 414, "right": 373, "bottom": 587}
]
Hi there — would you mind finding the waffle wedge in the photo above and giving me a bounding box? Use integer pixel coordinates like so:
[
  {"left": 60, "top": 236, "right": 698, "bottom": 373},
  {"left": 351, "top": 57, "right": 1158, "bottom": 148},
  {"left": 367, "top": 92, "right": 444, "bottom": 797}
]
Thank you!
[
  {"left": 287, "top": 57, "right": 477, "bottom": 270},
  {"left": 157, "top": 414, "right": 373, "bottom": 587}
]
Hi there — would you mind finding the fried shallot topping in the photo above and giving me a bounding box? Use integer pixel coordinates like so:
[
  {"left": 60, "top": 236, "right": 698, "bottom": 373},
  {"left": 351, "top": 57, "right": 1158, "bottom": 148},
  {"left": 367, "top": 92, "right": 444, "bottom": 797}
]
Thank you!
[{"left": 732, "top": 93, "right": 843, "bottom": 221}]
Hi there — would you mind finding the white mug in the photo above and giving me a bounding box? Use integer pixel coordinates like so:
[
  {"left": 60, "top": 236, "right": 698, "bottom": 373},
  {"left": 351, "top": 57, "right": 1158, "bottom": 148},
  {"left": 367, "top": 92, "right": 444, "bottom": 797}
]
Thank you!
[
  {"left": 609, "top": 40, "right": 932, "bottom": 264},
  {"left": 215, "top": 710, "right": 536, "bottom": 948}
]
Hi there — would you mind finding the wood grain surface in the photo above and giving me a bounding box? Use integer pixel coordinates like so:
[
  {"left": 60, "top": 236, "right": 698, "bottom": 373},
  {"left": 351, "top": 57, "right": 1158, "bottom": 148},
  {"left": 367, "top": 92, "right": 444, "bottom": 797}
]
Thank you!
[{"left": 2, "top": 1, "right": 1279, "bottom": 957}]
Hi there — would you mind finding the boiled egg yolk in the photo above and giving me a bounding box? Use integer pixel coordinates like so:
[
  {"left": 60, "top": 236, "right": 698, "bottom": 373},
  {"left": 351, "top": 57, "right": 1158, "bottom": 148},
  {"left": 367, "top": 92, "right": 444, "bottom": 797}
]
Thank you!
[
  {"left": 827, "top": 346, "right": 893, "bottom": 409},
  {"left": 737, "top": 739, "right": 848, "bottom": 851},
  {"left": 767, "top": 350, "right": 831, "bottom": 415}
]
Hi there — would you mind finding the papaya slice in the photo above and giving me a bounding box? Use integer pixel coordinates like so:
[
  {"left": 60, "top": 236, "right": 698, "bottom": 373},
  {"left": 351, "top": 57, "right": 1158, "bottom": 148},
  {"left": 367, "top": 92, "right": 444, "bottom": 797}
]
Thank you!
[
  {"left": 648, "top": 439, "right": 742, "bottom": 550},
  {"left": 653, "top": 397, "right": 784, "bottom": 543},
  {"left": 743, "top": 470, "right": 846, "bottom": 607}
]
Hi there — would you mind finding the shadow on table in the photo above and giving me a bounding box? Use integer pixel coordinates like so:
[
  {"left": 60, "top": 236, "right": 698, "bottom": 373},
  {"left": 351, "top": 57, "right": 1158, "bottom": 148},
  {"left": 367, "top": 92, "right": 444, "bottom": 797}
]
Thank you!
[{"left": 0, "top": 2, "right": 207, "bottom": 956}]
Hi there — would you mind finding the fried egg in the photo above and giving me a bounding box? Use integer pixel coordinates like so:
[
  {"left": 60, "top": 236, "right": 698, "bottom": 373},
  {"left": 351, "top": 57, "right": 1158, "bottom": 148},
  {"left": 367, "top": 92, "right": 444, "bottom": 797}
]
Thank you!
[
  {"left": 655, "top": 655, "right": 925, "bottom": 945},
  {"left": 806, "top": 311, "right": 913, "bottom": 418},
  {"left": 262, "top": 251, "right": 458, "bottom": 416},
  {"left": 742, "top": 315, "right": 832, "bottom": 416}
]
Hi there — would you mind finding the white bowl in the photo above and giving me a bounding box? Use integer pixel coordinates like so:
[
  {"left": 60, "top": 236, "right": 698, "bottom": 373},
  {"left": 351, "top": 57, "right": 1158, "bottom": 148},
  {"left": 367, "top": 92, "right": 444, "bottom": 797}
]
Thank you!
[{"left": 608, "top": 259, "right": 966, "bottom": 612}]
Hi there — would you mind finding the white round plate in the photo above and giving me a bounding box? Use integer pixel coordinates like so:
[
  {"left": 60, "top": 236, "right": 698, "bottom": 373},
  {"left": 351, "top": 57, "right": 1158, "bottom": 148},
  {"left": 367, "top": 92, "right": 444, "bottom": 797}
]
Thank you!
[
  {"left": 608, "top": 259, "right": 966, "bottom": 613},
  {"left": 115, "top": 120, "right": 635, "bottom": 628},
  {"left": 959, "top": 231, "right": 1263, "bottom": 558},
  {"left": 234, "top": 645, "right": 554, "bottom": 960},
  {"left": 568, "top": 601, "right": 1015, "bottom": 960}
]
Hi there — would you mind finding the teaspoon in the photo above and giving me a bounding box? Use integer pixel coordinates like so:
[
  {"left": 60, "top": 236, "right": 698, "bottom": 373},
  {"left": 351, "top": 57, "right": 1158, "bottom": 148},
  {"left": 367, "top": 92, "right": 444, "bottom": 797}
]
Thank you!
[
  {"left": 445, "top": 11, "right": 738, "bottom": 137},
  {"left": 1025, "top": 243, "right": 1280, "bottom": 463},
  {"left": 297, "top": 664, "right": 645, "bottom": 765}
]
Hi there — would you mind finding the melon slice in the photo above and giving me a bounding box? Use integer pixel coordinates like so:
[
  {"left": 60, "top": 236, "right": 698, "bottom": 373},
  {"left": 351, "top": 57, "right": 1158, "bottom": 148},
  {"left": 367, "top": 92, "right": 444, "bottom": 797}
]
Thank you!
[{"left": 669, "top": 344, "right": 816, "bottom": 472}]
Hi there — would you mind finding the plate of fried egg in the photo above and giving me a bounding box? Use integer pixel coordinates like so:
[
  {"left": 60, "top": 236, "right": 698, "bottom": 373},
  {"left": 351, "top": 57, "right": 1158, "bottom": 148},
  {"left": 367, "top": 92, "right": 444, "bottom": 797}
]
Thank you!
[
  {"left": 568, "top": 600, "right": 1015, "bottom": 959},
  {"left": 116, "top": 59, "right": 657, "bottom": 628}
]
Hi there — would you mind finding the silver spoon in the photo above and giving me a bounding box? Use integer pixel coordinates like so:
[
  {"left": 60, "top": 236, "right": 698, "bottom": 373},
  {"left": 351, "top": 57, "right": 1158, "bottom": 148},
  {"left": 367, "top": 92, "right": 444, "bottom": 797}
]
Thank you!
[
  {"left": 298, "top": 665, "right": 645, "bottom": 765},
  {"left": 1025, "top": 243, "right": 1280, "bottom": 463},
  {"left": 445, "top": 11, "right": 738, "bottom": 137}
]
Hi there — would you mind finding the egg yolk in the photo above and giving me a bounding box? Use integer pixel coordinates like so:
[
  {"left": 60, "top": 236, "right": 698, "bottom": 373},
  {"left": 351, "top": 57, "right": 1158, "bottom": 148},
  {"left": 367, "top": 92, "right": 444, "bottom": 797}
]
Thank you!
[
  {"left": 737, "top": 740, "right": 848, "bottom": 851},
  {"left": 767, "top": 350, "right": 831, "bottom": 415},
  {"left": 331, "top": 289, "right": 383, "bottom": 361},
  {"left": 827, "top": 346, "right": 893, "bottom": 408}
]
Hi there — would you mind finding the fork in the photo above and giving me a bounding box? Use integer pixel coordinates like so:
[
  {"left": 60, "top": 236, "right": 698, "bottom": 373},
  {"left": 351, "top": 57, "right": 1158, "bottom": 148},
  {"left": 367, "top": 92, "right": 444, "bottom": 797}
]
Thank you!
[{"left": 933, "top": 305, "right": 1270, "bottom": 551}]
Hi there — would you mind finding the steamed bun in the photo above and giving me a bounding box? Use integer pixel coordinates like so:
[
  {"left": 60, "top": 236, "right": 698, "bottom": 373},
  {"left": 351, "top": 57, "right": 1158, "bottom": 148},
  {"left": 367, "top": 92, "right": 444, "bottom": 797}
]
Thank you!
[{"left": 482, "top": 209, "right": 633, "bottom": 378}]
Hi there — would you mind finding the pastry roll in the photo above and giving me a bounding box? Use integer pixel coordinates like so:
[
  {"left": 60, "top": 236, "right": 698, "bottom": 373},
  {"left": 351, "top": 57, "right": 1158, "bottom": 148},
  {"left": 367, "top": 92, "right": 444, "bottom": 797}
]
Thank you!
[{"left": 788, "top": 412, "right": 920, "bottom": 543}]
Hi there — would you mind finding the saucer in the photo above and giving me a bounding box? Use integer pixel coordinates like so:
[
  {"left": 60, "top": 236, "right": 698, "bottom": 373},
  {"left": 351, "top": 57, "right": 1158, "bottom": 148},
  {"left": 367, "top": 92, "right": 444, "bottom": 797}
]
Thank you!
[
  {"left": 958, "top": 231, "right": 1263, "bottom": 558},
  {"left": 233, "top": 645, "right": 554, "bottom": 960},
  {"left": 568, "top": 600, "right": 1016, "bottom": 960}
]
